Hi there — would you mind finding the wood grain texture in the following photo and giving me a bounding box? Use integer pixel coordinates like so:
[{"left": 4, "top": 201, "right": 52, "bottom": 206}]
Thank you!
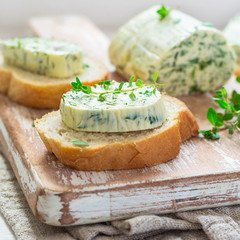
[{"left": 0, "top": 15, "right": 240, "bottom": 226}]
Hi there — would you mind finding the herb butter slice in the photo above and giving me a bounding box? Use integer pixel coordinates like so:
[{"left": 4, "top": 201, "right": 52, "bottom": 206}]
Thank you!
[
  {"left": 0, "top": 38, "right": 82, "bottom": 78},
  {"left": 60, "top": 80, "right": 167, "bottom": 132},
  {"left": 224, "top": 14, "right": 240, "bottom": 63},
  {"left": 109, "top": 6, "right": 236, "bottom": 96}
]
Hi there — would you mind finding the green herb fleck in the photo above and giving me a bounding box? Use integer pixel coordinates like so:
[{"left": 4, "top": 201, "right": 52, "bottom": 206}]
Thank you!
[
  {"left": 157, "top": 5, "right": 169, "bottom": 20},
  {"left": 153, "top": 88, "right": 156, "bottom": 95},
  {"left": 17, "top": 40, "right": 22, "bottom": 48},
  {"left": 128, "top": 76, "right": 134, "bottom": 87},
  {"left": 152, "top": 71, "right": 159, "bottom": 83},
  {"left": 32, "top": 122, "right": 35, "bottom": 127},
  {"left": 199, "top": 129, "right": 220, "bottom": 140},
  {"left": 129, "top": 92, "right": 136, "bottom": 101},
  {"left": 199, "top": 83, "right": 240, "bottom": 139},
  {"left": 72, "top": 140, "right": 89, "bottom": 146},
  {"left": 83, "top": 63, "right": 90, "bottom": 69},
  {"left": 173, "top": 19, "right": 181, "bottom": 24},
  {"left": 87, "top": 86, "right": 92, "bottom": 94},
  {"left": 98, "top": 93, "right": 106, "bottom": 102},
  {"left": 98, "top": 80, "right": 111, "bottom": 85},
  {"left": 118, "top": 82, "right": 124, "bottom": 90},
  {"left": 136, "top": 79, "right": 144, "bottom": 87},
  {"left": 125, "top": 115, "right": 138, "bottom": 120}
]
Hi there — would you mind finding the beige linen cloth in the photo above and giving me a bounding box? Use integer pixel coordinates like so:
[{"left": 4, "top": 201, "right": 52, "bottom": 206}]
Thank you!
[{"left": 1, "top": 148, "right": 240, "bottom": 240}]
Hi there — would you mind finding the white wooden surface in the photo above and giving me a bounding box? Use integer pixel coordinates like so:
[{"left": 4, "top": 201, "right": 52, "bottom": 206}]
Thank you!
[{"left": 0, "top": 0, "right": 240, "bottom": 30}]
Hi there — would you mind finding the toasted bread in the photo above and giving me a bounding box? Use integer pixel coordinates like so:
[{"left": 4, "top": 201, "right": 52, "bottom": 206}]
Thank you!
[{"left": 0, "top": 54, "right": 108, "bottom": 108}]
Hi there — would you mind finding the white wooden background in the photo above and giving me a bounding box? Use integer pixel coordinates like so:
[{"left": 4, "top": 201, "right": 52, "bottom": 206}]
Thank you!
[
  {"left": 0, "top": 0, "right": 240, "bottom": 238},
  {"left": 0, "top": 0, "right": 240, "bottom": 31}
]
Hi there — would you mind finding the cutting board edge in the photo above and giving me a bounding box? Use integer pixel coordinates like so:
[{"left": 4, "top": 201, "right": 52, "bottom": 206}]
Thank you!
[
  {"left": 34, "top": 171, "right": 240, "bottom": 226},
  {"left": 0, "top": 115, "right": 42, "bottom": 217}
]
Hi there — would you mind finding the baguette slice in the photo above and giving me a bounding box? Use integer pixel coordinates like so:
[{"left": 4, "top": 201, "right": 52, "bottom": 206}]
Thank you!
[
  {"left": 0, "top": 54, "right": 108, "bottom": 109},
  {"left": 34, "top": 96, "right": 199, "bottom": 171}
]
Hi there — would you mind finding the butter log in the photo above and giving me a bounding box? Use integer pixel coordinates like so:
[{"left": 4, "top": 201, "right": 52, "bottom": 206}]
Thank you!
[
  {"left": 109, "top": 6, "right": 236, "bottom": 96},
  {"left": 0, "top": 38, "right": 83, "bottom": 78}
]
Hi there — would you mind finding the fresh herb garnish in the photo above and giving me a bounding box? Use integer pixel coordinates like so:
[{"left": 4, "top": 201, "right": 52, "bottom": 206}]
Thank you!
[
  {"left": 199, "top": 77, "right": 240, "bottom": 139},
  {"left": 98, "top": 93, "right": 106, "bottom": 102},
  {"left": 32, "top": 122, "right": 35, "bottom": 127},
  {"left": 157, "top": 5, "right": 169, "bottom": 20},
  {"left": 199, "top": 129, "right": 220, "bottom": 140},
  {"left": 136, "top": 79, "right": 144, "bottom": 87},
  {"left": 83, "top": 63, "right": 90, "bottom": 69},
  {"left": 173, "top": 19, "right": 181, "bottom": 24},
  {"left": 17, "top": 40, "right": 22, "bottom": 48},
  {"left": 98, "top": 80, "right": 111, "bottom": 85},
  {"left": 118, "top": 82, "right": 124, "bottom": 90},
  {"left": 87, "top": 86, "right": 92, "bottom": 94},
  {"left": 71, "top": 72, "right": 163, "bottom": 102},
  {"left": 236, "top": 76, "right": 240, "bottom": 83},
  {"left": 128, "top": 76, "right": 134, "bottom": 87},
  {"left": 152, "top": 71, "right": 159, "bottom": 94},
  {"left": 129, "top": 92, "right": 137, "bottom": 101},
  {"left": 71, "top": 77, "right": 82, "bottom": 90},
  {"left": 152, "top": 71, "right": 159, "bottom": 83},
  {"left": 72, "top": 140, "right": 89, "bottom": 146}
]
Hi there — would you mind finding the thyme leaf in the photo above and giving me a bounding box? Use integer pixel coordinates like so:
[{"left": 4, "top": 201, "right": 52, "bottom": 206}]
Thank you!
[
  {"left": 157, "top": 5, "right": 169, "bottom": 20},
  {"left": 129, "top": 92, "right": 136, "bottom": 101},
  {"left": 199, "top": 76, "right": 240, "bottom": 139},
  {"left": 128, "top": 76, "right": 134, "bottom": 87},
  {"left": 70, "top": 72, "right": 164, "bottom": 102}
]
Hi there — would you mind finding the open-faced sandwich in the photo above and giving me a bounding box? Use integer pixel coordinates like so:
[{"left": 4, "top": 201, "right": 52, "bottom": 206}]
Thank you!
[
  {"left": 34, "top": 75, "right": 199, "bottom": 171},
  {"left": 0, "top": 38, "right": 108, "bottom": 108}
]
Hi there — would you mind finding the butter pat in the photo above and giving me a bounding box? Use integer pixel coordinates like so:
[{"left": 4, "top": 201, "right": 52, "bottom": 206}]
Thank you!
[
  {"left": 0, "top": 38, "right": 82, "bottom": 78},
  {"left": 60, "top": 81, "right": 167, "bottom": 132}
]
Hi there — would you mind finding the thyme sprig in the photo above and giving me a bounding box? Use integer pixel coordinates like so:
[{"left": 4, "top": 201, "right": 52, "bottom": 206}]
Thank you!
[
  {"left": 71, "top": 72, "right": 164, "bottom": 102},
  {"left": 157, "top": 5, "right": 170, "bottom": 20},
  {"left": 199, "top": 76, "right": 240, "bottom": 140}
]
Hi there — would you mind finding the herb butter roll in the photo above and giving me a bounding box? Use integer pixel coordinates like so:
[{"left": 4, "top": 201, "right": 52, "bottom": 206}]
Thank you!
[
  {"left": 109, "top": 5, "right": 236, "bottom": 96},
  {"left": 0, "top": 38, "right": 108, "bottom": 108},
  {"left": 0, "top": 38, "right": 83, "bottom": 78},
  {"left": 224, "top": 14, "right": 240, "bottom": 62},
  {"left": 60, "top": 78, "right": 167, "bottom": 132}
]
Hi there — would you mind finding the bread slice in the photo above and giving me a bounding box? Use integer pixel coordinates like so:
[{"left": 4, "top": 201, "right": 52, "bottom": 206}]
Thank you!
[
  {"left": 34, "top": 96, "right": 199, "bottom": 171},
  {"left": 0, "top": 54, "right": 108, "bottom": 109}
]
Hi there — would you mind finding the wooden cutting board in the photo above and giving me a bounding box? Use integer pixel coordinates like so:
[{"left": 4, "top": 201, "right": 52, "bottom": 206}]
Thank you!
[{"left": 0, "top": 15, "right": 240, "bottom": 227}]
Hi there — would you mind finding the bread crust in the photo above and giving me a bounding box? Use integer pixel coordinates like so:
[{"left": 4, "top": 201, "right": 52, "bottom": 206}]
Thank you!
[
  {"left": 35, "top": 96, "right": 199, "bottom": 171},
  {"left": 0, "top": 55, "right": 108, "bottom": 109}
]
